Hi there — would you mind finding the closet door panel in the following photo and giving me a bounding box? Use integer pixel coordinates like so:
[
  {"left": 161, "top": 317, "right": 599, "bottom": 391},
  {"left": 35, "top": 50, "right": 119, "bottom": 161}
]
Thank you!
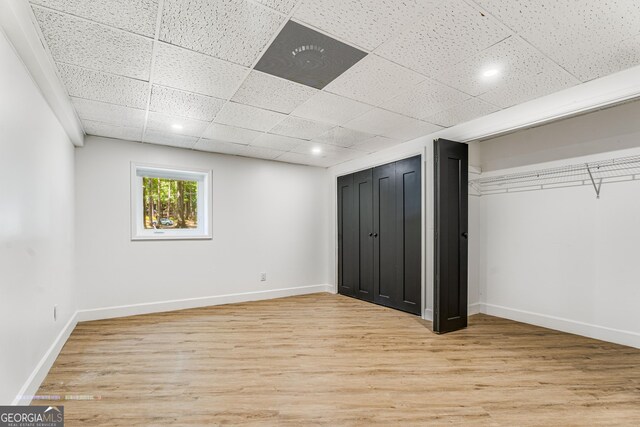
[
  {"left": 395, "top": 155, "right": 422, "bottom": 314},
  {"left": 354, "top": 169, "right": 374, "bottom": 300},
  {"left": 337, "top": 173, "right": 356, "bottom": 297},
  {"left": 434, "top": 139, "right": 468, "bottom": 333},
  {"left": 373, "top": 162, "right": 397, "bottom": 305}
]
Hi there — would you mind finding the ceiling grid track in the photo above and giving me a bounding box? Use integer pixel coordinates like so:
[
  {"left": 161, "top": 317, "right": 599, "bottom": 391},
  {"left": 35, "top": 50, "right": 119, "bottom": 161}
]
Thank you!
[{"left": 141, "top": 0, "right": 166, "bottom": 144}]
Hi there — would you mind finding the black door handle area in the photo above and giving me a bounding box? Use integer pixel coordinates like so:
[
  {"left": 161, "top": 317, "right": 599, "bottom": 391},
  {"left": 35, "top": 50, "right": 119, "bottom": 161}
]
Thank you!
[
  {"left": 373, "top": 233, "right": 378, "bottom": 238},
  {"left": 461, "top": 232, "right": 468, "bottom": 239},
  {"left": 368, "top": 233, "right": 373, "bottom": 237}
]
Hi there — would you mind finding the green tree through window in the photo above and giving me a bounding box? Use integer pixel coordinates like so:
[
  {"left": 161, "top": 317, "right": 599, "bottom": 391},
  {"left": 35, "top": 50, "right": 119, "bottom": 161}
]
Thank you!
[{"left": 142, "top": 177, "right": 198, "bottom": 229}]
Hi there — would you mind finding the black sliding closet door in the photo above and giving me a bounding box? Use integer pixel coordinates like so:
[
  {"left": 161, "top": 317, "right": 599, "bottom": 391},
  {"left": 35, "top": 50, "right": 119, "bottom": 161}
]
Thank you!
[
  {"left": 434, "top": 139, "right": 468, "bottom": 333},
  {"left": 338, "top": 155, "right": 421, "bottom": 315}
]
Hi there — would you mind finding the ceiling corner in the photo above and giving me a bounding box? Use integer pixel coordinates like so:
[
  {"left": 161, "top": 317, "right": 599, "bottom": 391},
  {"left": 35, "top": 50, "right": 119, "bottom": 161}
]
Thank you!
[{"left": 0, "top": 0, "right": 85, "bottom": 146}]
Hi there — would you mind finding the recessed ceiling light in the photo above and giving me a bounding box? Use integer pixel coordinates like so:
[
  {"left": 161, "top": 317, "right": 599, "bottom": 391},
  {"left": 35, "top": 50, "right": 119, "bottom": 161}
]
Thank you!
[
  {"left": 482, "top": 67, "right": 500, "bottom": 78},
  {"left": 311, "top": 147, "right": 322, "bottom": 155},
  {"left": 171, "top": 123, "right": 183, "bottom": 131}
]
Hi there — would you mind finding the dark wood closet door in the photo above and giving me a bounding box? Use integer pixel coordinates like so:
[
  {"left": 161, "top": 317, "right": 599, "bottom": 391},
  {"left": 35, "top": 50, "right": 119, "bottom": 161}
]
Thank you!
[
  {"left": 434, "top": 139, "right": 468, "bottom": 333},
  {"left": 354, "top": 169, "right": 374, "bottom": 301},
  {"left": 338, "top": 155, "right": 422, "bottom": 316},
  {"left": 337, "top": 173, "right": 356, "bottom": 297},
  {"left": 373, "top": 162, "right": 397, "bottom": 308},
  {"left": 393, "top": 156, "right": 421, "bottom": 315}
]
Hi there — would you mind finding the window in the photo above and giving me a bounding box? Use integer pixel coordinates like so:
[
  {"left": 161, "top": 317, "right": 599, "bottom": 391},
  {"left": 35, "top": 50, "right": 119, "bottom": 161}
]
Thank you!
[{"left": 131, "top": 163, "right": 211, "bottom": 240}]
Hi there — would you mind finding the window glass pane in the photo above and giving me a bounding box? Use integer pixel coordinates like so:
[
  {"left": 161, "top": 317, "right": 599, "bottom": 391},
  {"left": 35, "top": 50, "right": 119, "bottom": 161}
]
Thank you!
[{"left": 142, "top": 177, "right": 198, "bottom": 230}]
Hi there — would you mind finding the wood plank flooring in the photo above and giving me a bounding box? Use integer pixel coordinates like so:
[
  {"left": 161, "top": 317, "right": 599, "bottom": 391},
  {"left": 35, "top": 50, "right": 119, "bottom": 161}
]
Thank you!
[{"left": 34, "top": 293, "right": 640, "bottom": 426}]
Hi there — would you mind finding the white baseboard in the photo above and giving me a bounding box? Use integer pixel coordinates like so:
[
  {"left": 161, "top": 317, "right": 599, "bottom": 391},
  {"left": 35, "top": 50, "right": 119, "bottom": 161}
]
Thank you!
[
  {"left": 422, "top": 303, "right": 481, "bottom": 322},
  {"left": 77, "top": 284, "right": 333, "bottom": 322},
  {"left": 481, "top": 303, "right": 640, "bottom": 349},
  {"left": 468, "top": 302, "right": 482, "bottom": 316},
  {"left": 12, "top": 312, "right": 78, "bottom": 406}
]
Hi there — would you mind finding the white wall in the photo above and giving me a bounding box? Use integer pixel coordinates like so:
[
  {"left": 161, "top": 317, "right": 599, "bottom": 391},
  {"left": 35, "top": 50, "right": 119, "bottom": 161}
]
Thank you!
[
  {"left": 75, "top": 137, "right": 330, "bottom": 316},
  {"left": 478, "top": 102, "right": 640, "bottom": 348},
  {"left": 0, "top": 29, "right": 76, "bottom": 404}
]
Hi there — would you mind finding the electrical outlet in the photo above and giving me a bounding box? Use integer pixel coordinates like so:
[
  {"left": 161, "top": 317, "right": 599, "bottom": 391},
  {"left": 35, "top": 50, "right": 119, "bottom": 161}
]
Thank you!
[
  {"left": 260, "top": 272, "right": 267, "bottom": 282},
  {"left": 53, "top": 305, "right": 57, "bottom": 321}
]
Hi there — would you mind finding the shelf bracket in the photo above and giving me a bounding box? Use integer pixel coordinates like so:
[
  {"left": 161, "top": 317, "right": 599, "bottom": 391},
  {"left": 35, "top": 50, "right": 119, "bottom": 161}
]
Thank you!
[{"left": 586, "top": 164, "right": 603, "bottom": 199}]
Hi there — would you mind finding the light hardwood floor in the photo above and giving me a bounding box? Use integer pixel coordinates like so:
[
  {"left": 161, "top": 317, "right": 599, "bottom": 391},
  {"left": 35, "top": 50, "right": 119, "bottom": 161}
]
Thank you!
[{"left": 34, "top": 293, "right": 640, "bottom": 426}]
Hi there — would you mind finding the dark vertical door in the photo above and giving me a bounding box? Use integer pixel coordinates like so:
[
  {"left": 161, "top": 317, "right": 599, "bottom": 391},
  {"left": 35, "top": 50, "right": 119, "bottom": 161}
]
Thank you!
[
  {"left": 394, "top": 156, "right": 421, "bottom": 314},
  {"left": 337, "top": 174, "right": 356, "bottom": 297},
  {"left": 434, "top": 139, "right": 468, "bottom": 333},
  {"left": 373, "top": 162, "right": 397, "bottom": 307},
  {"left": 354, "top": 169, "right": 374, "bottom": 301}
]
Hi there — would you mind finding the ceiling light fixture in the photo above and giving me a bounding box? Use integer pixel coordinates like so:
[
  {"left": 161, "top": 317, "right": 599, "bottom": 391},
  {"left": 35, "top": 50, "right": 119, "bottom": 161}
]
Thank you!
[
  {"left": 171, "top": 123, "right": 183, "bottom": 131},
  {"left": 311, "top": 147, "right": 322, "bottom": 155},
  {"left": 482, "top": 67, "right": 500, "bottom": 78}
]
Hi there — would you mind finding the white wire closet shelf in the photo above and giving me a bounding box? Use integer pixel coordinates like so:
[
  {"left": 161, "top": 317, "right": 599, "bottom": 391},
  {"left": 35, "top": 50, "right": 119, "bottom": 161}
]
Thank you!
[{"left": 470, "top": 154, "right": 640, "bottom": 197}]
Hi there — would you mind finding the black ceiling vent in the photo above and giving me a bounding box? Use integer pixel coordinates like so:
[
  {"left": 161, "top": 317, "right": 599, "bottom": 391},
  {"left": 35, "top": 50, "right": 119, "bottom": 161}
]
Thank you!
[{"left": 255, "top": 20, "right": 367, "bottom": 90}]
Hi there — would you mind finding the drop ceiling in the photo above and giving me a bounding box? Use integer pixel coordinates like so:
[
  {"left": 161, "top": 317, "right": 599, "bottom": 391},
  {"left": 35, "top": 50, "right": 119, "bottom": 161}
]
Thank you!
[{"left": 27, "top": 0, "right": 640, "bottom": 167}]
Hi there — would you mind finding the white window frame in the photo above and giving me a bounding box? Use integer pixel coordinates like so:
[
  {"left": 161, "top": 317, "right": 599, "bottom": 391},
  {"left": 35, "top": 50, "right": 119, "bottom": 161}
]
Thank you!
[{"left": 130, "top": 162, "right": 212, "bottom": 241}]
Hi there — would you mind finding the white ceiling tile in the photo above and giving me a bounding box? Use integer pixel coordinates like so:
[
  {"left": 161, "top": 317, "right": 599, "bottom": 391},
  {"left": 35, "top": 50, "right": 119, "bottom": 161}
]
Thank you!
[
  {"left": 32, "top": 6, "right": 153, "bottom": 80},
  {"left": 435, "top": 36, "right": 566, "bottom": 97},
  {"left": 231, "top": 71, "right": 318, "bottom": 114},
  {"left": 142, "top": 130, "right": 198, "bottom": 149},
  {"left": 145, "top": 111, "right": 209, "bottom": 137},
  {"left": 312, "top": 127, "right": 374, "bottom": 147},
  {"left": 82, "top": 119, "right": 143, "bottom": 142},
  {"left": 269, "top": 116, "right": 334, "bottom": 140},
  {"left": 251, "top": 133, "right": 306, "bottom": 151},
  {"left": 214, "top": 102, "right": 286, "bottom": 131},
  {"left": 291, "top": 141, "right": 361, "bottom": 158},
  {"left": 325, "top": 54, "right": 426, "bottom": 106},
  {"left": 475, "top": 0, "right": 640, "bottom": 80},
  {"left": 375, "top": 0, "right": 511, "bottom": 77},
  {"left": 276, "top": 151, "right": 351, "bottom": 167},
  {"left": 424, "top": 97, "right": 500, "bottom": 127},
  {"left": 159, "top": 0, "right": 284, "bottom": 66},
  {"left": 240, "top": 145, "right": 286, "bottom": 160},
  {"left": 195, "top": 139, "right": 251, "bottom": 154},
  {"left": 344, "top": 108, "right": 441, "bottom": 140},
  {"left": 384, "top": 78, "right": 470, "bottom": 120},
  {"left": 153, "top": 43, "right": 248, "bottom": 99},
  {"left": 201, "top": 123, "right": 262, "bottom": 144},
  {"left": 574, "top": 34, "right": 640, "bottom": 82},
  {"left": 195, "top": 139, "right": 284, "bottom": 159},
  {"left": 253, "top": 0, "right": 298, "bottom": 14},
  {"left": 293, "top": 0, "right": 436, "bottom": 50},
  {"left": 72, "top": 97, "right": 146, "bottom": 128},
  {"left": 352, "top": 135, "right": 402, "bottom": 153},
  {"left": 149, "top": 85, "right": 224, "bottom": 121},
  {"left": 57, "top": 63, "right": 148, "bottom": 109},
  {"left": 275, "top": 151, "right": 327, "bottom": 167},
  {"left": 382, "top": 119, "right": 443, "bottom": 141},
  {"left": 479, "top": 66, "right": 579, "bottom": 109},
  {"left": 30, "top": 0, "right": 159, "bottom": 37},
  {"left": 292, "top": 91, "right": 372, "bottom": 126}
]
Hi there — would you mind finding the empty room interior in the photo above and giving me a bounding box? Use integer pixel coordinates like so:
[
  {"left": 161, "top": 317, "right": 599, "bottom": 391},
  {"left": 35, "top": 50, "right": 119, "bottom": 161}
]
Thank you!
[{"left": 2, "top": 0, "right": 640, "bottom": 425}]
